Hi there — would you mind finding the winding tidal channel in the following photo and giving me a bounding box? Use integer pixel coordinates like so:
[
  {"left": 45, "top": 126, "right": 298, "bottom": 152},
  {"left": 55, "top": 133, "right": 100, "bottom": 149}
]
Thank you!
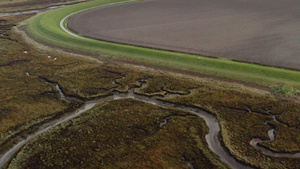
[
  {"left": 1, "top": 77, "right": 298, "bottom": 169},
  {"left": 0, "top": 79, "right": 254, "bottom": 169}
]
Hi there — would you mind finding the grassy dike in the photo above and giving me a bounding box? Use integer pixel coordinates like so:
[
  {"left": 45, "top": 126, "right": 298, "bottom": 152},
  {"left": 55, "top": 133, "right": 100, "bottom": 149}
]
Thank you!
[{"left": 25, "top": 0, "right": 300, "bottom": 92}]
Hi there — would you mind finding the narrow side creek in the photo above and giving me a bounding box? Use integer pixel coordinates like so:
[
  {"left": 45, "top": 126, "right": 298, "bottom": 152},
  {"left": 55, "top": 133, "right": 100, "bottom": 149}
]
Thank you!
[
  {"left": 0, "top": 79, "right": 299, "bottom": 168},
  {"left": 250, "top": 119, "right": 300, "bottom": 158},
  {"left": 0, "top": 5, "right": 67, "bottom": 17}
]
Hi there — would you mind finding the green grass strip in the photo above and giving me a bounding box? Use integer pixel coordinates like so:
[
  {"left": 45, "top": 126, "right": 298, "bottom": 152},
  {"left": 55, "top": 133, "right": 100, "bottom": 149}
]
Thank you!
[{"left": 26, "top": 0, "right": 300, "bottom": 90}]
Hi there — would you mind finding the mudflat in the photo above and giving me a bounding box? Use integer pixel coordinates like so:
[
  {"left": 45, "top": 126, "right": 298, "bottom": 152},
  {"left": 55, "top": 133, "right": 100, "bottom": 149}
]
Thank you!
[{"left": 68, "top": 0, "right": 300, "bottom": 70}]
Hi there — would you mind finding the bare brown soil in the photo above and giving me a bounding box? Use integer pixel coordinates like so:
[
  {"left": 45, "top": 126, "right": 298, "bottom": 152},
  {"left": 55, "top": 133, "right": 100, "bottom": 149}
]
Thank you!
[{"left": 68, "top": 0, "right": 300, "bottom": 70}]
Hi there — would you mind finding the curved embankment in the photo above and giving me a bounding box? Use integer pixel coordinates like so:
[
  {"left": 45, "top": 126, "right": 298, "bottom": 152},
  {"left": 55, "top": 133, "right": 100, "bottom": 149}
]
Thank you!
[
  {"left": 67, "top": 0, "right": 300, "bottom": 70},
  {"left": 25, "top": 0, "right": 300, "bottom": 90},
  {"left": 1, "top": 76, "right": 299, "bottom": 168}
]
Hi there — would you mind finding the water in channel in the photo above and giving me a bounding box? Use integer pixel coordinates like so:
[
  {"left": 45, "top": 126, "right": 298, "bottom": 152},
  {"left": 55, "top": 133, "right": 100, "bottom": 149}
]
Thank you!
[
  {"left": 0, "top": 80, "right": 252, "bottom": 169},
  {"left": 1, "top": 80, "right": 299, "bottom": 168}
]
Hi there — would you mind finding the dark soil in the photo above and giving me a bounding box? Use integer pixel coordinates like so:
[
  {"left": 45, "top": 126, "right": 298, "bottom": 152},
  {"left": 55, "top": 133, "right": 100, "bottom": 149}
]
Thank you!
[{"left": 68, "top": 0, "right": 300, "bottom": 70}]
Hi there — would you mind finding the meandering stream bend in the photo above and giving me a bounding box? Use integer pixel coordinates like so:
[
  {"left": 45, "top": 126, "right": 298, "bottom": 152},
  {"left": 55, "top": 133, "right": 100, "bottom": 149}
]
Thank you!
[{"left": 250, "top": 122, "right": 300, "bottom": 158}]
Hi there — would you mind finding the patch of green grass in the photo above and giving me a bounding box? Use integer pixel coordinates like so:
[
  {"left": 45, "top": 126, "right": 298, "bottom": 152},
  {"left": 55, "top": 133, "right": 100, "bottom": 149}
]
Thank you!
[
  {"left": 272, "top": 84, "right": 298, "bottom": 96},
  {"left": 25, "top": 0, "right": 300, "bottom": 91},
  {"left": 7, "top": 99, "right": 229, "bottom": 169}
]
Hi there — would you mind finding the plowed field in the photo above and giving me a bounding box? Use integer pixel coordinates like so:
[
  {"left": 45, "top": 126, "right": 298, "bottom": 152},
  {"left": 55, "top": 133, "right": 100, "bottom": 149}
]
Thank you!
[{"left": 68, "top": 0, "right": 300, "bottom": 70}]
